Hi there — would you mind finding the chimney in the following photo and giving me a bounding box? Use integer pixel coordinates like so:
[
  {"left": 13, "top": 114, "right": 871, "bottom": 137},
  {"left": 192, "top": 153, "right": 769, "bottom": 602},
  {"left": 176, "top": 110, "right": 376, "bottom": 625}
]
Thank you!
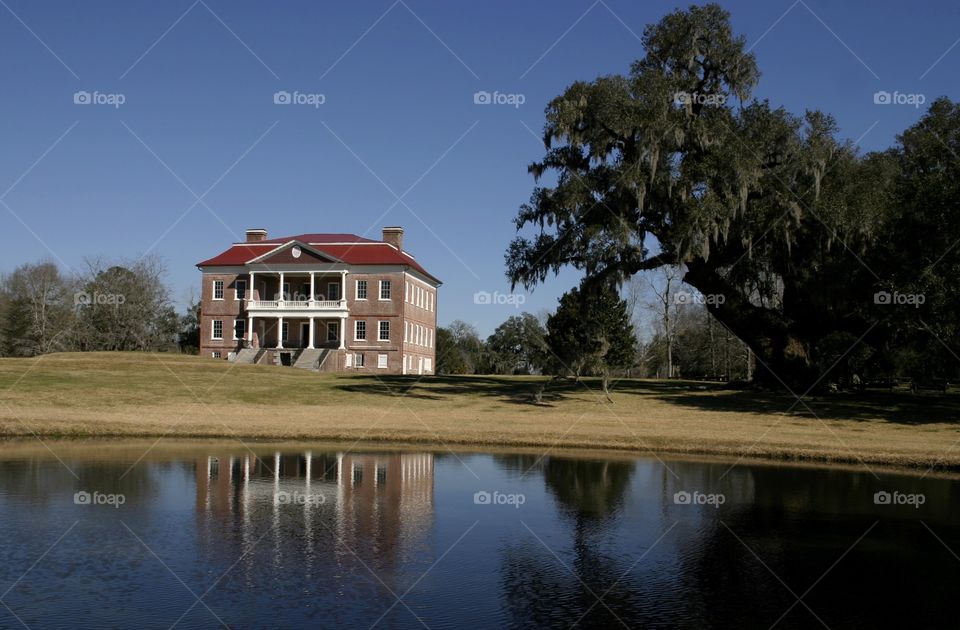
[
  {"left": 382, "top": 226, "right": 404, "bottom": 251},
  {"left": 246, "top": 228, "right": 268, "bottom": 243}
]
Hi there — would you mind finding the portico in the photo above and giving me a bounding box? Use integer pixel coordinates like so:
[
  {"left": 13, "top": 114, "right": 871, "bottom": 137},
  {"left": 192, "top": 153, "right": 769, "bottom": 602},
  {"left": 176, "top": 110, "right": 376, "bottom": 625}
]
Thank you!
[{"left": 244, "top": 268, "right": 349, "bottom": 350}]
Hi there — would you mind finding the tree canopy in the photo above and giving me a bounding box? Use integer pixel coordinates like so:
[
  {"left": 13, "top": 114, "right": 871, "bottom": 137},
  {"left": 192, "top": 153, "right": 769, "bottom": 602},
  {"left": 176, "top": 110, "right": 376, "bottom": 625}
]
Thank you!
[{"left": 506, "top": 3, "right": 959, "bottom": 387}]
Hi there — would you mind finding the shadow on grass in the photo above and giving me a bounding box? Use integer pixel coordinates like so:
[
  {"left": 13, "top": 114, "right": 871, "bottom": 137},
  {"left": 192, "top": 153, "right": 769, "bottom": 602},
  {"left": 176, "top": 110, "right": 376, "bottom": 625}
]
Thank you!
[{"left": 335, "top": 374, "right": 960, "bottom": 425}]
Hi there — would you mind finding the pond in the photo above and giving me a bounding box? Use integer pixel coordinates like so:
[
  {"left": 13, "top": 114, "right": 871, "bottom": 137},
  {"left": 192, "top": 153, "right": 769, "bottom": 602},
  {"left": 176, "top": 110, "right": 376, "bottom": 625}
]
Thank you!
[{"left": 0, "top": 441, "right": 957, "bottom": 628}]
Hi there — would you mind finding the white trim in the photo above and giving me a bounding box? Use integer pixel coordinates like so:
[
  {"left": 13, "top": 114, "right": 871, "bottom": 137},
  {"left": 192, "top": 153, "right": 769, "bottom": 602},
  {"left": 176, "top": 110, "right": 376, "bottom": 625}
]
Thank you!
[
  {"left": 246, "top": 240, "right": 344, "bottom": 264},
  {"left": 354, "top": 320, "right": 366, "bottom": 341},
  {"left": 378, "top": 320, "right": 390, "bottom": 342},
  {"left": 213, "top": 280, "right": 224, "bottom": 301},
  {"left": 377, "top": 354, "right": 388, "bottom": 369},
  {"left": 379, "top": 280, "right": 391, "bottom": 301},
  {"left": 198, "top": 264, "right": 440, "bottom": 286},
  {"left": 355, "top": 279, "right": 368, "bottom": 300},
  {"left": 212, "top": 319, "right": 223, "bottom": 340}
]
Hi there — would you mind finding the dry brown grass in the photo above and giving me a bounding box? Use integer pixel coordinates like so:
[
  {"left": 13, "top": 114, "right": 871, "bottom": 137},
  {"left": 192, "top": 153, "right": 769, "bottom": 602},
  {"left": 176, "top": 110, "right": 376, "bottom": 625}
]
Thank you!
[{"left": 1, "top": 352, "right": 959, "bottom": 470}]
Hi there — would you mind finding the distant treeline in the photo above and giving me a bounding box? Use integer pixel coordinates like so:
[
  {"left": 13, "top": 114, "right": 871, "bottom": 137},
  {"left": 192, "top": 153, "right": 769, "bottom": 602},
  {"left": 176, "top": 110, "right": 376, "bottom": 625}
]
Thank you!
[{"left": 0, "top": 257, "right": 198, "bottom": 357}]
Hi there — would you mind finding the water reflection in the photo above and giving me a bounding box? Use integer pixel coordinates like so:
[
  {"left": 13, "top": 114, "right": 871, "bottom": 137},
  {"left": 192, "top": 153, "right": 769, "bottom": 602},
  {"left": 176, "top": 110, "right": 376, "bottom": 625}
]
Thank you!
[{"left": 0, "top": 444, "right": 957, "bottom": 628}]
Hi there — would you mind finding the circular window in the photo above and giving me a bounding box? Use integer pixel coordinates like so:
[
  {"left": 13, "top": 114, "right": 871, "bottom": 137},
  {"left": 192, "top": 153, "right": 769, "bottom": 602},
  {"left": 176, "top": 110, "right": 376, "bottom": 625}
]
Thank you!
[{"left": 291, "top": 246, "right": 302, "bottom": 259}]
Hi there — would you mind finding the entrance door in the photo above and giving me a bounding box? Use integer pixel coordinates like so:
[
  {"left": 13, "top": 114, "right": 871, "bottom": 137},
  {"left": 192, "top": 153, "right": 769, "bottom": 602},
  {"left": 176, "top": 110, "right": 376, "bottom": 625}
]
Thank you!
[{"left": 300, "top": 322, "right": 310, "bottom": 348}]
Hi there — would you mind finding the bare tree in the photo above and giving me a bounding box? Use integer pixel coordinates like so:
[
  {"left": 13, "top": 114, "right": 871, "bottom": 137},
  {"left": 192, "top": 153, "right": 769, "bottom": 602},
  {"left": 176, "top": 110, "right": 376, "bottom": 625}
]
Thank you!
[
  {"left": 0, "top": 261, "right": 79, "bottom": 356},
  {"left": 643, "top": 266, "right": 683, "bottom": 378}
]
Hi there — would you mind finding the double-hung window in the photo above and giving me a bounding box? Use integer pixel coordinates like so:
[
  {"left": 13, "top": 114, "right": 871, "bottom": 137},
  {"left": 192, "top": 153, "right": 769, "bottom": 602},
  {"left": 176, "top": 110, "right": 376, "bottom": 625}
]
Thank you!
[
  {"left": 356, "top": 280, "right": 368, "bottom": 300},
  {"left": 378, "top": 321, "right": 390, "bottom": 341},
  {"left": 355, "top": 320, "right": 367, "bottom": 341}
]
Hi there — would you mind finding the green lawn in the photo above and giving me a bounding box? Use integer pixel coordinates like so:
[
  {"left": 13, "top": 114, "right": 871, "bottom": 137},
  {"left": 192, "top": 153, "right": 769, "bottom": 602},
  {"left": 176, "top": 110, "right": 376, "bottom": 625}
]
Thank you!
[{"left": 1, "top": 352, "right": 959, "bottom": 470}]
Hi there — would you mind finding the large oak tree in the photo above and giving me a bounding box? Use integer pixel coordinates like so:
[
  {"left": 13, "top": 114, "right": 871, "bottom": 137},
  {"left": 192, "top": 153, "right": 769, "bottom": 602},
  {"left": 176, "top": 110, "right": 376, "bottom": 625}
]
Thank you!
[{"left": 506, "top": 4, "right": 902, "bottom": 387}]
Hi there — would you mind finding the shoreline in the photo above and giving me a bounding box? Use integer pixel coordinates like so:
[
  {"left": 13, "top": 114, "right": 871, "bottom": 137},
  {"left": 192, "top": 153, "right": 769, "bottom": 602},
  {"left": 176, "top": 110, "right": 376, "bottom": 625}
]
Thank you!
[{"left": 2, "top": 427, "right": 958, "bottom": 476}]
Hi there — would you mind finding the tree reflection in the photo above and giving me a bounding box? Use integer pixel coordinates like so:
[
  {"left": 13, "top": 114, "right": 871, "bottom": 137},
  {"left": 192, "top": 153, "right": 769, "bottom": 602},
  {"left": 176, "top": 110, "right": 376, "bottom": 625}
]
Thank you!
[{"left": 500, "top": 457, "right": 640, "bottom": 627}]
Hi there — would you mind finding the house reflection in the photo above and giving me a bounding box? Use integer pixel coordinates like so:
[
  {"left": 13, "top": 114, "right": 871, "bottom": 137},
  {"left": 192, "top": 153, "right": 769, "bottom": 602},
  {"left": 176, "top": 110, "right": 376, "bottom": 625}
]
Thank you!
[{"left": 193, "top": 451, "right": 434, "bottom": 587}]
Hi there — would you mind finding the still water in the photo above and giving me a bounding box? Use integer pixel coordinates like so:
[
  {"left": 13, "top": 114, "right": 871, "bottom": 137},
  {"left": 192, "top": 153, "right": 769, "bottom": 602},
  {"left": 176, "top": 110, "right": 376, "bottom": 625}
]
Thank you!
[{"left": 0, "top": 442, "right": 957, "bottom": 629}]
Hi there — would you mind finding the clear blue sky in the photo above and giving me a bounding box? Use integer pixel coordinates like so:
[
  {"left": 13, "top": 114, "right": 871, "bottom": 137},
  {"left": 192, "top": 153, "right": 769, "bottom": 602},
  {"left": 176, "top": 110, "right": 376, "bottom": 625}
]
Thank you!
[{"left": 1, "top": 0, "right": 957, "bottom": 335}]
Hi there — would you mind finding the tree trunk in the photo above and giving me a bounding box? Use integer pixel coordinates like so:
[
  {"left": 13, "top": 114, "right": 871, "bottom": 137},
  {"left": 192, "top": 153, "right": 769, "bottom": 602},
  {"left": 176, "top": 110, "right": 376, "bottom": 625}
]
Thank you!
[{"left": 683, "top": 260, "right": 818, "bottom": 389}]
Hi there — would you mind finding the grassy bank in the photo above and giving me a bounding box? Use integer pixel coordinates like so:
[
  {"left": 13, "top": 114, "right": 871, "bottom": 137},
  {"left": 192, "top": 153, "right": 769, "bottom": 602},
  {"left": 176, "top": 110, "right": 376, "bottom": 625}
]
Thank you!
[{"left": 1, "top": 352, "right": 959, "bottom": 470}]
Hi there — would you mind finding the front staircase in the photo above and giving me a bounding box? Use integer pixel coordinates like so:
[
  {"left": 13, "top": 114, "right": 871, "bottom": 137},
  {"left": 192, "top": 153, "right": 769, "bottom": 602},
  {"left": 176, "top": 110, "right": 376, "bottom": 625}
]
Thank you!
[
  {"left": 293, "top": 348, "right": 329, "bottom": 371},
  {"left": 232, "top": 348, "right": 259, "bottom": 364}
]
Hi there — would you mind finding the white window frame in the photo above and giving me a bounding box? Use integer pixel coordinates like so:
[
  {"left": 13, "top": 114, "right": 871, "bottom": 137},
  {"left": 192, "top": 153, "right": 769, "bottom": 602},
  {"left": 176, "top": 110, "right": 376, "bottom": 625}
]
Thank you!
[
  {"left": 355, "top": 353, "right": 365, "bottom": 367},
  {"left": 235, "top": 279, "right": 247, "bottom": 301},
  {"left": 378, "top": 320, "right": 390, "bottom": 341},
  {"left": 327, "top": 282, "right": 340, "bottom": 301},
  {"left": 213, "top": 280, "right": 224, "bottom": 301},
  {"left": 377, "top": 354, "right": 388, "bottom": 369},
  {"left": 355, "top": 320, "right": 366, "bottom": 341},
  {"left": 428, "top": 292, "right": 433, "bottom": 312},
  {"left": 212, "top": 320, "right": 223, "bottom": 340},
  {"left": 356, "top": 280, "right": 368, "bottom": 300},
  {"left": 327, "top": 321, "right": 339, "bottom": 342},
  {"left": 234, "top": 319, "right": 245, "bottom": 340},
  {"left": 379, "top": 280, "right": 391, "bottom": 300},
  {"left": 212, "top": 351, "right": 221, "bottom": 359},
  {"left": 405, "top": 282, "right": 410, "bottom": 303}
]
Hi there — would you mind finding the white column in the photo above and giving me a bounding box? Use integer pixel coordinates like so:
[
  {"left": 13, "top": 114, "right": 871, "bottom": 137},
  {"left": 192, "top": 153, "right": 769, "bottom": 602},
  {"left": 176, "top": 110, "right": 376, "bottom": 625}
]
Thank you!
[
  {"left": 339, "top": 316, "right": 346, "bottom": 350},
  {"left": 278, "top": 316, "right": 284, "bottom": 349},
  {"left": 248, "top": 316, "right": 255, "bottom": 345},
  {"left": 308, "top": 317, "right": 315, "bottom": 349},
  {"left": 249, "top": 271, "right": 255, "bottom": 302},
  {"left": 340, "top": 270, "right": 347, "bottom": 306},
  {"left": 279, "top": 272, "right": 285, "bottom": 302},
  {"left": 309, "top": 272, "right": 316, "bottom": 305}
]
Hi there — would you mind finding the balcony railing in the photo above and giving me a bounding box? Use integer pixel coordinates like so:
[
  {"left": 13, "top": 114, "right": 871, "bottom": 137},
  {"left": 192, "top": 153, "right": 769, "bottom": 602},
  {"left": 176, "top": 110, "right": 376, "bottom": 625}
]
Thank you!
[{"left": 247, "top": 299, "right": 346, "bottom": 310}]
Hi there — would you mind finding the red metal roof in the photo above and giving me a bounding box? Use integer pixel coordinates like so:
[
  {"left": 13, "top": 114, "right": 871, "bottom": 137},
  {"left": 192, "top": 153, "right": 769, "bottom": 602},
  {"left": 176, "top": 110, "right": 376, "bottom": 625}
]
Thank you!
[{"left": 196, "top": 234, "right": 440, "bottom": 284}]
